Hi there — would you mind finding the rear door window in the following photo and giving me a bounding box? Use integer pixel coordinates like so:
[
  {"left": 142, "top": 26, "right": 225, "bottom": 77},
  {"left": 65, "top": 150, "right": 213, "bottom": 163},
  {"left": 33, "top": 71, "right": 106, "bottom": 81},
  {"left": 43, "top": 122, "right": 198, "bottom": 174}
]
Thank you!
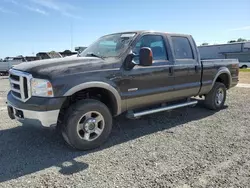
[{"left": 171, "top": 37, "right": 194, "bottom": 59}]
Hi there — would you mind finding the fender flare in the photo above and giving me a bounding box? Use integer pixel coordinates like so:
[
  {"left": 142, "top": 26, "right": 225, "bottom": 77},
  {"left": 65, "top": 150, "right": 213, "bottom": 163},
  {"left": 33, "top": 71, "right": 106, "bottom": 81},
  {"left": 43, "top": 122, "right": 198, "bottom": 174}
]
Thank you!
[
  {"left": 211, "top": 67, "right": 232, "bottom": 89},
  {"left": 64, "top": 81, "right": 122, "bottom": 115}
]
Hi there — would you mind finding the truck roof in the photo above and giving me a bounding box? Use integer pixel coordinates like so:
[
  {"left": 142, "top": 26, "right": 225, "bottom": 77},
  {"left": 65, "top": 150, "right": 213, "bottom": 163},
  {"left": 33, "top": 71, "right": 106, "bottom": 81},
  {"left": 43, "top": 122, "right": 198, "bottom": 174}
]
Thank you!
[{"left": 103, "top": 30, "right": 192, "bottom": 37}]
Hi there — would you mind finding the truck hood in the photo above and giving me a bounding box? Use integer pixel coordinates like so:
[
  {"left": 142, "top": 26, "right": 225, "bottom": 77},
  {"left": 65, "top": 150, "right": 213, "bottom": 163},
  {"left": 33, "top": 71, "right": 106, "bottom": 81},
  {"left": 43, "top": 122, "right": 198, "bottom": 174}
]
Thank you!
[{"left": 12, "top": 56, "right": 115, "bottom": 78}]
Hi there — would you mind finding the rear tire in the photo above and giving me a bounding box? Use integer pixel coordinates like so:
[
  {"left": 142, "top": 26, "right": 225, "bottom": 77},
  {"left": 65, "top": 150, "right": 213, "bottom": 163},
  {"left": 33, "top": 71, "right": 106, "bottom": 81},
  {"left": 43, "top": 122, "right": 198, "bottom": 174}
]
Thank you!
[
  {"left": 241, "top": 65, "right": 247, "bottom": 69},
  {"left": 204, "top": 82, "right": 226, "bottom": 110},
  {"left": 61, "top": 99, "right": 113, "bottom": 150}
]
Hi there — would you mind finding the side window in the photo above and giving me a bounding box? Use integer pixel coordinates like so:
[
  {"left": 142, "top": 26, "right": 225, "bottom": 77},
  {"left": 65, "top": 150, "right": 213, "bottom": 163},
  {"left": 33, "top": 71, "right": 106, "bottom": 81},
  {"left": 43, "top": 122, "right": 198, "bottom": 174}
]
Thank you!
[
  {"left": 171, "top": 37, "right": 194, "bottom": 59},
  {"left": 133, "top": 35, "right": 168, "bottom": 61}
]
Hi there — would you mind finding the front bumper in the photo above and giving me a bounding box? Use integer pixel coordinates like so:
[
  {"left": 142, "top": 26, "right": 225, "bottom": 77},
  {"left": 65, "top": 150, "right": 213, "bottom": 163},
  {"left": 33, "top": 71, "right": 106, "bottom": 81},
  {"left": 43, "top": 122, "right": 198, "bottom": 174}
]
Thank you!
[
  {"left": 7, "top": 104, "right": 60, "bottom": 127},
  {"left": 7, "top": 91, "right": 66, "bottom": 127},
  {"left": 231, "top": 76, "right": 239, "bottom": 88}
]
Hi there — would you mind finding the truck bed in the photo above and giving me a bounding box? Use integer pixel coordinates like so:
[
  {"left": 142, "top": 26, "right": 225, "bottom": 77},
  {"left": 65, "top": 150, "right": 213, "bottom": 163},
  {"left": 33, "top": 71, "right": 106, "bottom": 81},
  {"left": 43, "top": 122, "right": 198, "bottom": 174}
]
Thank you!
[
  {"left": 201, "top": 58, "right": 239, "bottom": 65},
  {"left": 199, "top": 58, "right": 239, "bottom": 96}
]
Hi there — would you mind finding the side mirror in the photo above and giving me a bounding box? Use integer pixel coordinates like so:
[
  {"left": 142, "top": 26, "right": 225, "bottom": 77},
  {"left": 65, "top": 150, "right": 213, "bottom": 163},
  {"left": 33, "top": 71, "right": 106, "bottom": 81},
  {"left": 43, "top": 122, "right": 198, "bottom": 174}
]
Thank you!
[{"left": 139, "top": 47, "right": 153, "bottom": 66}]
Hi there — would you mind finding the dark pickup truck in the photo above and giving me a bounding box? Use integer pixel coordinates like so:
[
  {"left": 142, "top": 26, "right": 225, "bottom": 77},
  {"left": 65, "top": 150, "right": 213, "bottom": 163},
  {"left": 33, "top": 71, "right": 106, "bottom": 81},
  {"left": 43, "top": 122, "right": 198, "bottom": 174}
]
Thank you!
[{"left": 7, "top": 31, "right": 239, "bottom": 150}]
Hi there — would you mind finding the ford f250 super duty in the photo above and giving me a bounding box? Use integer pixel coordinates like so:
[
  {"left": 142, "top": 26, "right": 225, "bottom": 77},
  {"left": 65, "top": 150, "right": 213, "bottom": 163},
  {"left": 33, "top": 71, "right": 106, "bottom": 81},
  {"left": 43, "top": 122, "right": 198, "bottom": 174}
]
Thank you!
[{"left": 6, "top": 31, "right": 239, "bottom": 150}]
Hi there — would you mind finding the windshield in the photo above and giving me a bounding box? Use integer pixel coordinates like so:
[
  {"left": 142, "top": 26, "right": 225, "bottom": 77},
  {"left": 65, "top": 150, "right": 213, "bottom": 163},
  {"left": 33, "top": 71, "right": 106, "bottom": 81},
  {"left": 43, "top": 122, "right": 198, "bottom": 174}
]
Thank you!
[{"left": 80, "top": 32, "right": 137, "bottom": 58}]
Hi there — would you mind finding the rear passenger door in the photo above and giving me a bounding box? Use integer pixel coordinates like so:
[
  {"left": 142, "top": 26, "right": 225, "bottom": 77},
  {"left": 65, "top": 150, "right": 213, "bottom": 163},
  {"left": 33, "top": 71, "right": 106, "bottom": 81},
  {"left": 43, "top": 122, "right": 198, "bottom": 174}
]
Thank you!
[{"left": 170, "top": 36, "right": 201, "bottom": 98}]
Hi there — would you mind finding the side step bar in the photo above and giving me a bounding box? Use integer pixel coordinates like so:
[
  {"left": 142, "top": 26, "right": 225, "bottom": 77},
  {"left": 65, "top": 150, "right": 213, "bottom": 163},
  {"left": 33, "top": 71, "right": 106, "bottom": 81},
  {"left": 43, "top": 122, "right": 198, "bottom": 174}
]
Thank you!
[{"left": 127, "top": 100, "right": 198, "bottom": 118}]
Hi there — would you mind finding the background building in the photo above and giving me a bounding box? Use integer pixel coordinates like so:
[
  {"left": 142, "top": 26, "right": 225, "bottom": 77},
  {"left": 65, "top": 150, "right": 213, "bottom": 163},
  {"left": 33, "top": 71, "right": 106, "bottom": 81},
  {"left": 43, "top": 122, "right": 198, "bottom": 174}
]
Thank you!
[{"left": 198, "top": 42, "right": 250, "bottom": 64}]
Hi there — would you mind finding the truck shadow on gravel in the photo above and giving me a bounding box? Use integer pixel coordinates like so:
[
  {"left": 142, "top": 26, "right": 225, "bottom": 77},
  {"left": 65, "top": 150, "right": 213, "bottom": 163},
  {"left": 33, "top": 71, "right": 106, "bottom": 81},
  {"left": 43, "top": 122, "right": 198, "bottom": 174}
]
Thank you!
[{"left": 0, "top": 101, "right": 227, "bottom": 183}]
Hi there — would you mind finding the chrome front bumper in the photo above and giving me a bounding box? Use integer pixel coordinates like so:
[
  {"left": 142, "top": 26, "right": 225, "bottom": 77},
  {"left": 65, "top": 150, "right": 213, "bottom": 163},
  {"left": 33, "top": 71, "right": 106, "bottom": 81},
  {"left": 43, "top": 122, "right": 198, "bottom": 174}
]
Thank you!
[{"left": 7, "top": 101, "right": 59, "bottom": 128}]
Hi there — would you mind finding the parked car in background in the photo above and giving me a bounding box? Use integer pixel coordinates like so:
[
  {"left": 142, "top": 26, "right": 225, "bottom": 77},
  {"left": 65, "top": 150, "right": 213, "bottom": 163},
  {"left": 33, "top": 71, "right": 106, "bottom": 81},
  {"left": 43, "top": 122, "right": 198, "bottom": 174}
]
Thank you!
[
  {"left": 36, "top": 51, "right": 63, "bottom": 60},
  {"left": 239, "top": 61, "right": 250, "bottom": 69},
  {"left": 0, "top": 57, "right": 26, "bottom": 75}
]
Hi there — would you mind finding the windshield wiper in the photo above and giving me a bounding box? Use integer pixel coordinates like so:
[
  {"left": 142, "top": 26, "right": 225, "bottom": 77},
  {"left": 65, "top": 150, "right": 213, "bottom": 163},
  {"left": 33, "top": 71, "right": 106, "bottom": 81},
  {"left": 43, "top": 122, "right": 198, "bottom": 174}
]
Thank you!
[{"left": 86, "top": 53, "right": 104, "bottom": 60}]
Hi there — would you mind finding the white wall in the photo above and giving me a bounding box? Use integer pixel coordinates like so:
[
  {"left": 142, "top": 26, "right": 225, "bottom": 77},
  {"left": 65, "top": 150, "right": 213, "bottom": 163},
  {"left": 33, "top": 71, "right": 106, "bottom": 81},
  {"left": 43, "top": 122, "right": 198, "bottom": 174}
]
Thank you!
[{"left": 198, "top": 43, "right": 243, "bottom": 59}]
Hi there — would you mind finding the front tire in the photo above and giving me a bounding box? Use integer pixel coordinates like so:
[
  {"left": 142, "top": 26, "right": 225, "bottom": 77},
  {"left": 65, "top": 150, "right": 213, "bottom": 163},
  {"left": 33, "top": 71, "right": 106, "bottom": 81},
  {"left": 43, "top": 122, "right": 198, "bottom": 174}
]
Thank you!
[
  {"left": 204, "top": 82, "right": 226, "bottom": 110},
  {"left": 61, "top": 99, "right": 113, "bottom": 150}
]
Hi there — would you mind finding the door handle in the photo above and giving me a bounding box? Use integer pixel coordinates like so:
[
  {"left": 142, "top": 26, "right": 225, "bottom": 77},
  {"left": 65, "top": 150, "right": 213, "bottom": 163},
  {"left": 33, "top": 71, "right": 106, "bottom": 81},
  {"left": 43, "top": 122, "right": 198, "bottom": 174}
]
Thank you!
[
  {"left": 169, "top": 67, "right": 174, "bottom": 75},
  {"left": 195, "top": 65, "right": 199, "bottom": 73}
]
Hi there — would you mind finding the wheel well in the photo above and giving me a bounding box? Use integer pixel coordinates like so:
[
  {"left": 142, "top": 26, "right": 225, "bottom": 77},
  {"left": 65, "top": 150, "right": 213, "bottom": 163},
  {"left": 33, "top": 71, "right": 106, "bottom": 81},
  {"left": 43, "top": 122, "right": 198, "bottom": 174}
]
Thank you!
[
  {"left": 57, "top": 87, "right": 118, "bottom": 125},
  {"left": 215, "top": 73, "right": 230, "bottom": 89}
]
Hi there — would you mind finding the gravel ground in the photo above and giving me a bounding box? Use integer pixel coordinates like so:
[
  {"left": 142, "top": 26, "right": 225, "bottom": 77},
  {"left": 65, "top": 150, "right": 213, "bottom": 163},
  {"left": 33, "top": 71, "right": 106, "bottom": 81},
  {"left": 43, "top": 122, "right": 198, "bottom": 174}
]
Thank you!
[{"left": 0, "top": 77, "right": 250, "bottom": 188}]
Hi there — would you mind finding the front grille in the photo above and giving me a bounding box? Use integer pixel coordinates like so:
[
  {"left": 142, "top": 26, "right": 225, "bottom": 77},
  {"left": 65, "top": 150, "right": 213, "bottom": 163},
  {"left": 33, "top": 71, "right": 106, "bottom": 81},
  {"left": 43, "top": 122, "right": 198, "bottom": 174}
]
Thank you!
[
  {"left": 9, "top": 69, "right": 32, "bottom": 102},
  {"left": 10, "top": 74, "right": 20, "bottom": 81}
]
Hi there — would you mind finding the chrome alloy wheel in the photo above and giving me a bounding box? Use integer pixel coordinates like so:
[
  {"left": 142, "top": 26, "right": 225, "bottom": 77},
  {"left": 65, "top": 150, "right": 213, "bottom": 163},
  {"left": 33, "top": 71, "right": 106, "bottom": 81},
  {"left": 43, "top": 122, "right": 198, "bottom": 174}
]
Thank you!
[
  {"left": 215, "top": 88, "right": 224, "bottom": 106},
  {"left": 77, "top": 111, "right": 105, "bottom": 141}
]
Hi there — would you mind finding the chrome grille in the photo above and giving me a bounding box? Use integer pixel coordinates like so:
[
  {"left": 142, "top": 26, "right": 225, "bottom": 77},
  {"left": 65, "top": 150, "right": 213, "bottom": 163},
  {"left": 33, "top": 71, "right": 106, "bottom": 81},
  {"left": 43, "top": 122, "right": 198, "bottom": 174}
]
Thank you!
[{"left": 9, "top": 69, "right": 32, "bottom": 102}]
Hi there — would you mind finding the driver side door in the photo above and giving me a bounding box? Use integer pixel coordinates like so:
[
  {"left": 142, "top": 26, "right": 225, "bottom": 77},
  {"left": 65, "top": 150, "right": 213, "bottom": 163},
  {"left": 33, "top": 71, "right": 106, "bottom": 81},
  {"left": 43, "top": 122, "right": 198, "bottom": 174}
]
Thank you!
[{"left": 120, "top": 34, "right": 175, "bottom": 110}]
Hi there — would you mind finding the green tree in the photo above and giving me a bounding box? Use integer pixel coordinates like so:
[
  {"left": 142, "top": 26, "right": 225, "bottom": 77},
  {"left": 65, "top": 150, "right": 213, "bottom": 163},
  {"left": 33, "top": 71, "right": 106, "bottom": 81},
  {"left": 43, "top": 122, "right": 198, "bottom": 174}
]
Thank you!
[
  {"left": 63, "top": 50, "right": 72, "bottom": 53},
  {"left": 228, "top": 38, "right": 247, "bottom": 43},
  {"left": 201, "top": 43, "right": 209, "bottom": 46},
  {"left": 228, "top": 40, "right": 237, "bottom": 43},
  {"left": 237, "top": 38, "right": 247, "bottom": 42}
]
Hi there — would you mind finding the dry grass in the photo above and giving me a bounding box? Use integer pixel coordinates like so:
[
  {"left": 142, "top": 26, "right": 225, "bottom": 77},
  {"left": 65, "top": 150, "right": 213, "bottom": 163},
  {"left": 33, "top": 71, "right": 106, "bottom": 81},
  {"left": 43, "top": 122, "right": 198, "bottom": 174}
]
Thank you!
[
  {"left": 239, "top": 68, "right": 250, "bottom": 72},
  {"left": 239, "top": 72, "right": 250, "bottom": 84}
]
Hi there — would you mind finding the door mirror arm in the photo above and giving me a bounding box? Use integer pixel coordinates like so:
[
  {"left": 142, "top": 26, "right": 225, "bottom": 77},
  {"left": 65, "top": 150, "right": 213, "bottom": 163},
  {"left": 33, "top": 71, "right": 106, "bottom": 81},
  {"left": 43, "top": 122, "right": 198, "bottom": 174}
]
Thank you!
[{"left": 123, "top": 53, "right": 137, "bottom": 71}]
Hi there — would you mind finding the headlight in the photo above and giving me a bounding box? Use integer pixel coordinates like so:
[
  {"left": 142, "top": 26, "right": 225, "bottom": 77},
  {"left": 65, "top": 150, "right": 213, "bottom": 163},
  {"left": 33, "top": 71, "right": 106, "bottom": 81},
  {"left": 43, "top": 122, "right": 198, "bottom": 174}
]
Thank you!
[{"left": 31, "top": 78, "right": 54, "bottom": 97}]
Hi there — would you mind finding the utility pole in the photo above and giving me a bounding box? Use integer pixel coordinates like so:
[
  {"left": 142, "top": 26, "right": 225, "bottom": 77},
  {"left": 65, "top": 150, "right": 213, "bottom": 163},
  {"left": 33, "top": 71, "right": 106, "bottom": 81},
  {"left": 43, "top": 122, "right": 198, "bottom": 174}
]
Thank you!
[
  {"left": 70, "top": 22, "right": 73, "bottom": 51},
  {"left": 32, "top": 45, "right": 34, "bottom": 56}
]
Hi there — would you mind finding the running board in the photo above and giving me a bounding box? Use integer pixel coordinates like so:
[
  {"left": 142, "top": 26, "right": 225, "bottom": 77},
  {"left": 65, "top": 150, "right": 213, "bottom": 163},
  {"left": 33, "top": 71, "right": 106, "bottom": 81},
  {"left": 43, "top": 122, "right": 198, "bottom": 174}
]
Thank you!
[{"left": 127, "top": 100, "right": 198, "bottom": 118}]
